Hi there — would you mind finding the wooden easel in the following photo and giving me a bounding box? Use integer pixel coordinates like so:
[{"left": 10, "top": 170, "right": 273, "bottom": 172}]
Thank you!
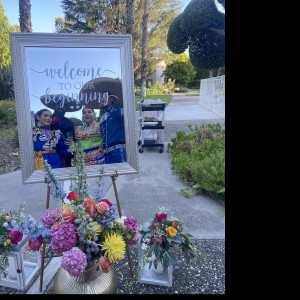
[
  {"left": 39, "top": 177, "right": 51, "bottom": 292},
  {"left": 110, "top": 171, "right": 134, "bottom": 278},
  {"left": 39, "top": 172, "right": 134, "bottom": 292}
]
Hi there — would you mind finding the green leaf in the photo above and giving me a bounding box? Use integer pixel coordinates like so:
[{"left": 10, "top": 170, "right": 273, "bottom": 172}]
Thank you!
[
  {"left": 192, "top": 183, "right": 202, "bottom": 189},
  {"left": 163, "top": 251, "right": 176, "bottom": 267}
]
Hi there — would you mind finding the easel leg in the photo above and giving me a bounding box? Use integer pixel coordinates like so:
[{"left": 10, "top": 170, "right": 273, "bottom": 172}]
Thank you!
[
  {"left": 111, "top": 173, "right": 134, "bottom": 278},
  {"left": 39, "top": 179, "right": 50, "bottom": 292}
]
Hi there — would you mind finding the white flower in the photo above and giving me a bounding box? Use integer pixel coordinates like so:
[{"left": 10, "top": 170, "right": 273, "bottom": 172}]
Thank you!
[
  {"left": 114, "top": 216, "right": 127, "bottom": 229},
  {"left": 141, "top": 243, "right": 148, "bottom": 250}
]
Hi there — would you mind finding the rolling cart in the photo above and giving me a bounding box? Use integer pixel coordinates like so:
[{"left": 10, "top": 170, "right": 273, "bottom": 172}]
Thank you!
[{"left": 137, "top": 99, "right": 167, "bottom": 153}]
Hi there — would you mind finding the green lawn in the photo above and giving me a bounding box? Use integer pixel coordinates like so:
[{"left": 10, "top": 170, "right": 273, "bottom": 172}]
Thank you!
[
  {"left": 186, "top": 92, "right": 200, "bottom": 96},
  {"left": 135, "top": 94, "right": 172, "bottom": 110}
]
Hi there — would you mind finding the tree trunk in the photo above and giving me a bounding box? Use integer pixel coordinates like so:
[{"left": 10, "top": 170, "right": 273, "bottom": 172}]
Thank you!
[
  {"left": 126, "top": 0, "right": 134, "bottom": 34},
  {"left": 140, "top": 0, "right": 148, "bottom": 99},
  {"left": 19, "top": 0, "right": 32, "bottom": 32}
]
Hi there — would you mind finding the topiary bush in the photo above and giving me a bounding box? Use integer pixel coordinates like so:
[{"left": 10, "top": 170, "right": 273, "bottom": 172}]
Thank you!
[{"left": 167, "top": 124, "right": 225, "bottom": 200}]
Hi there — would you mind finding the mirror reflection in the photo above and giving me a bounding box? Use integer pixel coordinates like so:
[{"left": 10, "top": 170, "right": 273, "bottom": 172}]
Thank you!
[{"left": 25, "top": 47, "right": 126, "bottom": 169}]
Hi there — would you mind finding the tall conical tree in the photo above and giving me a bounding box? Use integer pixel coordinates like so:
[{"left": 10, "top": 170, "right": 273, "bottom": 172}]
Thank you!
[{"left": 19, "top": 0, "right": 32, "bottom": 32}]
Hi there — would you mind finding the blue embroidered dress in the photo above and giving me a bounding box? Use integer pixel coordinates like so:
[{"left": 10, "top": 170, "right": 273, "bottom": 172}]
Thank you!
[
  {"left": 100, "top": 105, "right": 126, "bottom": 164},
  {"left": 33, "top": 126, "right": 72, "bottom": 169}
]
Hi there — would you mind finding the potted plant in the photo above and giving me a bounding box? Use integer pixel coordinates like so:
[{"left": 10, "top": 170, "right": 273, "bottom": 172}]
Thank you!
[{"left": 139, "top": 207, "right": 204, "bottom": 274}]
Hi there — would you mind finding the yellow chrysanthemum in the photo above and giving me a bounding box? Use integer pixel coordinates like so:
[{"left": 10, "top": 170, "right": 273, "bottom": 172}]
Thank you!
[
  {"left": 166, "top": 226, "right": 177, "bottom": 237},
  {"left": 100, "top": 233, "right": 126, "bottom": 263},
  {"left": 3, "top": 242, "right": 7, "bottom": 247},
  {"left": 87, "top": 222, "right": 102, "bottom": 238},
  {"left": 6, "top": 239, "right": 10, "bottom": 245},
  {"left": 5, "top": 216, "right": 11, "bottom": 221}
]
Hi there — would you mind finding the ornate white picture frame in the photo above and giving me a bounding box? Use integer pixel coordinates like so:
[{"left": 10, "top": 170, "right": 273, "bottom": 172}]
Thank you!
[{"left": 10, "top": 32, "right": 138, "bottom": 184}]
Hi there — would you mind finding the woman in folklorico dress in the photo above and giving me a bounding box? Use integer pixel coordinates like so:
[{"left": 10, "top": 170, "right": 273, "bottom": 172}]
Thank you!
[
  {"left": 33, "top": 109, "right": 72, "bottom": 169},
  {"left": 70, "top": 107, "right": 105, "bottom": 166},
  {"left": 79, "top": 77, "right": 126, "bottom": 164}
]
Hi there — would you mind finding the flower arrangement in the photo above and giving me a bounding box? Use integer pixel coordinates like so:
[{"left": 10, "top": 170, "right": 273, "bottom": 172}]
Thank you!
[
  {"left": 1, "top": 143, "right": 139, "bottom": 277},
  {"left": 139, "top": 207, "right": 203, "bottom": 272},
  {"left": 0, "top": 204, "right": 25, "bottom": 277}
]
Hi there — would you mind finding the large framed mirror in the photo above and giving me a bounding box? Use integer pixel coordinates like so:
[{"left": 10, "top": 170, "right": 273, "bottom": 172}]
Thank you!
[{"left": 9, "top": 32, "right": 138, "bottom": 184}]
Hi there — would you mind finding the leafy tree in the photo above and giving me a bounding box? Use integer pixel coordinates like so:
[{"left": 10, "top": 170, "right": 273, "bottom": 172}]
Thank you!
[
  {"left": 56, "top": 0, "right": 182, "bottom": 80},
  {"left": 0, "top": 65, "right": 14, "bottom": 100},
  {"left": 167, "top": 0, "right": 225, "bottom": 70},
  {"left": 19, "top": 0, "right": 32, "bottom": 32},
  {"left": 163, "top": 53, "right": 196, "bottom": 84},
  {"left": 0, "top": 0, "right": 20, "bottom": 68}
]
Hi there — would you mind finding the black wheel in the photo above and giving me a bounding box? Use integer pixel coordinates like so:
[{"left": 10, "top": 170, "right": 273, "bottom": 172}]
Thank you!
[
  {"left": 159, "top": 148, "right": 164, "bottom": 153},
  {"left": 139, "top": 148, "right": 144, "bottom": 153},
  {"left": 137, "top": 140, "right": 141, "bottom": 146}
]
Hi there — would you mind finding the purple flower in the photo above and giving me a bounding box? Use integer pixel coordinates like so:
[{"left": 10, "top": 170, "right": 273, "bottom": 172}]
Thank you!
[
  {"left": 124, "top": 216, "right": 138, "bottom": 232},
  {"left": 49, "top": 223, "right": 77, "bottom": 255},
  {"left": 61, "top": 247, "right": 87, "bottom": 277},
  {"left": 125, "top": 231, "right": 140, "bottom": 246},
  {"left": 40, "top": 208, "right": 62, "bottom": 228}
]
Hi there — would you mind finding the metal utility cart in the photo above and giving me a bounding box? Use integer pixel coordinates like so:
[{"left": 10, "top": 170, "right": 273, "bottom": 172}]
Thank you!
[{"left": 137, "top": 99, "right": 167, "bottom": 153}]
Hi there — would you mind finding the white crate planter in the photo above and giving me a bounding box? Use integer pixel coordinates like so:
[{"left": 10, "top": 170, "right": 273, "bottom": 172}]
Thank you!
[
  {"left": 0, "top": 235, "right": 41, "bottom": 291},
  {"left": 138, "top": 245, "right": 173, "bottom": 287}
]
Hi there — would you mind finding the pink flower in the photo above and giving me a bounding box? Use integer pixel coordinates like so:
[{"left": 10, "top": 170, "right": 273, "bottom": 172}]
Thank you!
[
  {"left": 51, "top": 221, "right": 62, "bottom": 230},
  {"left": 62, "top": 208, "right": 77, "bottom": 223},
  {"left": 124, "top": 216, "right": 138, "bottom": 232},
  {"left": 9, "top": 230, "right": 23, "bottom": 244},
  {"left": 66, "top": 191, "right": 79, "bottom": 201},
  {"left": 49, "top": 223, "right": 77, "bottom": 255},
  {"left": 28, "top": 237, "right": 43, "bottom": 251},
  {"left": 61, "top": 248, "right": 87, "bottom": 277},
  {"left": 41, "top": 208, "right": 62, "bottom": 228},
  {"left": 83, "top": 198, "right": 97, "bottom": 217},
  {"left": 98, "top": 256, "right": 113, "bottom": 273},
  {"left": 96, "top": 201, "right": 109, "bottom": 215},
  {"left": 100, "top": 199, "right": 113, "bottom": 208},
  {"left": 156, "top": 213, "right": 167, "bottom": 222}
]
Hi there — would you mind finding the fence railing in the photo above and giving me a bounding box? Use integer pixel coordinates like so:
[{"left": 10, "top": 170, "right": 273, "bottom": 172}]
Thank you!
[{"left": 199, "top": 75, "right": 225, "bottom": 118}]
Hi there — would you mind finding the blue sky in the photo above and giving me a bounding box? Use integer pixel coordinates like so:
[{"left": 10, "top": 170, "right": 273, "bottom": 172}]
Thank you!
[{"left": 2, "top": 0, "right": 192, "bottom": 33}]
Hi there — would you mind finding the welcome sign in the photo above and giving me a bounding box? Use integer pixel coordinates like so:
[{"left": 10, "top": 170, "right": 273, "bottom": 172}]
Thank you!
[{"left": 25, "top": 47, "right": 121, "bottom": 120}]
